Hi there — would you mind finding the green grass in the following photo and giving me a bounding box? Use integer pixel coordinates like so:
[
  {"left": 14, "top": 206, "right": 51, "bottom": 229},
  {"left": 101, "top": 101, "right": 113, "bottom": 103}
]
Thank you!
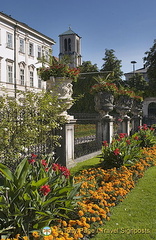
[
  {"left": 70, "top": 154, "right": 101, "bottom": 175},
  {"left": 91, "top": 166, "right": 156, "bottom": 240},
  {"left": 74, "top": 124, "right": 96, "bottom": 138}
]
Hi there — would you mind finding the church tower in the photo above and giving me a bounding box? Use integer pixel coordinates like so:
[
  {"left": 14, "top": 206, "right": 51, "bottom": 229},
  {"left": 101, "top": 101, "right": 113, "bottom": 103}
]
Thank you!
[{"left": 59, "top": 27, "right": 82, "bottom": 68}]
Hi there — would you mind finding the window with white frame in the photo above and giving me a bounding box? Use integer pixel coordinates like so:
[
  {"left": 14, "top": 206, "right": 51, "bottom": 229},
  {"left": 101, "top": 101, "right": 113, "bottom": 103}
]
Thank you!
[
  {"left": 6, "top": 32, "right": 13, "bottom": 49},
  {"left": 7, "top": 63, "right": 13, "bottom": 83},
  {"left": 37, "top": 46, "right": 42, "bottom": 59},
  {"left": 20, "top": 69, "right": 25, "bottom": 85},
  {"left": 29, "top": 42, "right": 34, "bottom": 56},
  {"left": 45, "top": 50, "right": 49, "bottom": 61},
  {"left": 30, "top": 71, "right": 34, "bottom": 87},
  {"left": 19, "top": 38, "right": 25, "bottom": 53},
  {"left": 38, "top": 77, "right": 42, "bottom": 88}
]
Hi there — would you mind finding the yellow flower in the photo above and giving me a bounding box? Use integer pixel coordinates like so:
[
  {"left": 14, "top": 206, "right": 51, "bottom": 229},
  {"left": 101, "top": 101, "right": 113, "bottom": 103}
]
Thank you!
[
  {"left": 32, "top": 232, "right": 40, "bottom": 238},
  {"left": 23, "top": 237, "right": 29, "bottom": 240},
  {"left": 78, "top": 210, "right": 84, "bottom": 216}
]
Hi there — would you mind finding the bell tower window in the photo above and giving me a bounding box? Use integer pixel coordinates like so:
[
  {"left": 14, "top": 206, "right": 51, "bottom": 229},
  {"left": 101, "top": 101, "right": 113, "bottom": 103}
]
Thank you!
[
  {"left": 64, "top": 39, "right": 67, "bottom": 51},
  {"left": 68, "top": 38, "right": 71, "bottom": 52}
]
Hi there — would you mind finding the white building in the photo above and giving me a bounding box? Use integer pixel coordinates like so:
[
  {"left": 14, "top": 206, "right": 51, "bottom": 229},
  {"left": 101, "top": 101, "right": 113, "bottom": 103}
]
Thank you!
[
  {"left": 0, "top": 12, "right": 55, "bottom": 97},
  {"left": 124, "top": 66, "right": 148, "bottom": 82},
  {"left": 59, "top": 27, "right": 82, "bottom": 68}
]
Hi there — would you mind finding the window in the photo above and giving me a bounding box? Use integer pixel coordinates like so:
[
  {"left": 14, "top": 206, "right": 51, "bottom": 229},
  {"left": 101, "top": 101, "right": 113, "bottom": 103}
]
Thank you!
[
  {"left": 37, "top": 46, "right": 42, "bottom": 58},
  {"left": 20, "top": 69, "right": 25, "bottom": 85},
  {"left": 68, "top": 38, "right": 71, "bottom": 51},
  {"left": 19, "top": 38, "right": 24, "bottom": 53},
  {"left": 45, "top": 50, "right": 49, "bottom": 61},
  {"left": 30, "top": 71, "right": 34, "bottom": 87},
  {"left": 7, "top": 64, "right": 13, "bottom": 83},
  {"left": 6, "top": 32, "right": 13, "bottom": 48},
  {"left": 64, "top": 39, "right": 67, "bottom": 51},
  {"left": 29, "top": 43, "right": 34, "bottom": 56},
  {"left": 0, "top": 29, "right": 1, "bottom": 45},
  {"left": 38, "top": 77, "right": 42, "bottom": 88}
]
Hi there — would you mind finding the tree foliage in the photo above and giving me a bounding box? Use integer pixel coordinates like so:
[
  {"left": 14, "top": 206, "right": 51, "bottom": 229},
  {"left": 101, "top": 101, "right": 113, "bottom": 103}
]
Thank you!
[
  {"left": 0, "top": 90, "right": 67, "bottom": 167},
  {"left": 144, "top": 39, "right": 156, "bottom": 96},
  {"left": 69, "top": 61, "right": 99, "bottom": 113},
  {"left": 126, "top": 73, "right": 148, "bottom": 96},
  {"left": 101, "top": 49, "right": 124, "bottom": 87}
]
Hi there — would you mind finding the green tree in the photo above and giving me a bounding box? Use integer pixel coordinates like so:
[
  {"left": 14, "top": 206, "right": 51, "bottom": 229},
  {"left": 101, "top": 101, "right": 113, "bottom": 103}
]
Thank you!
[
  {"left": 144, "top": 39, "right": 156, "bottom": 96},
  {"left": 126, "top": 73, "right": 148, "bottom": 96},
  {"left": 69, "top": 61, "right": 99, "bottom": 113},
  {"left": 101, "top": 49, "right": 123, "bottom": 87}
]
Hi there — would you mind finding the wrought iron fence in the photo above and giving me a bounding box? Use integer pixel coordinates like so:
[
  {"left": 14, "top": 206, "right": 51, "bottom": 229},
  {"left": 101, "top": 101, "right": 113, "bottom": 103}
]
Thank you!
[
  {"left": 71, "top": 113, "right": 102, "bottom": 159},
  {"left": 142, "top": 115, "right": 156, "bottom": 126}
]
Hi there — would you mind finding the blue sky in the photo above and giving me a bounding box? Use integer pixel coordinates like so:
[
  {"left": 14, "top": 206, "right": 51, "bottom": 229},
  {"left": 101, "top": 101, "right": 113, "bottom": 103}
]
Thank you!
[{"left": 1, "top": 0, "right": 156, "bottom": 77}]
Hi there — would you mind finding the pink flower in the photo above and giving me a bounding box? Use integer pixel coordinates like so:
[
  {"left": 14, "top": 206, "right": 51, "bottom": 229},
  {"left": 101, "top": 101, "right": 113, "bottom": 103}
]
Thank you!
[
  {"left": 113, "top": 148, "right": 120, "bottom": 155},
  {"left": 40, "top": 185, "right": 51, "bottom": 196},
  {"left": 41, "top": 159, "right": 47, "bottom": 167},
  {"left": 126, "top": 140, "right": 131, "bottom": 145},
  {"left": 52, "top": 163, "right": 70, "bottom": 178},
  {"left": 134, "top": 136, "right": 139, "bottom": 140},
  {"left": 119, "top": 133, "right": 127, "bottom": 138},
  {"left": 102, "top": 141, "right": 108, "bottom": 147},
  {"left": 142, "top": 124, "right": 148, "bottom": 130},
  {"left": 31, "top": 154, "right": 37, "bottom": 158},
  {"left": 28, "top": 159, "right": 36, "bottom": 164}
]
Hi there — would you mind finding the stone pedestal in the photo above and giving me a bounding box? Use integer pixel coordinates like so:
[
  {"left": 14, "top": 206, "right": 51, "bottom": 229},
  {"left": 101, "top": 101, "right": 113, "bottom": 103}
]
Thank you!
[
  {"left": 131, "top": 115, "right": 142, "bottom": 133},
  {"left": 101, "top": 115, "right": 114, "bottom": 143},
  {"left": 56, "top": 119, "right": 76, "bottom": 168},
  {"left": 121, "top": 115, "right": 131, "bottom": 135}
]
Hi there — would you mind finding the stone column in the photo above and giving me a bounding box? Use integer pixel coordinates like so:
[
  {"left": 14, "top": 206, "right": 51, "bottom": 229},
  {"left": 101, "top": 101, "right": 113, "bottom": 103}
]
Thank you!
[
  {"left": 131, "top": 115, "right": 142, "bottom": 133},
  {"left": 122, "top": 115, "right": 131, "bottom": 135},
  {"left": 56, "top": 119, "right": 76, "bottom": 168},
  {"left": 101, "top": 115, "right": 114, "bottom": 143}
]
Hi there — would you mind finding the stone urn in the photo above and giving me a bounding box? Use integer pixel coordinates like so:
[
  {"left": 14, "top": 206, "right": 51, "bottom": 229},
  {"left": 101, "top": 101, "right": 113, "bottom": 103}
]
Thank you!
[
  {"left": 46, "top": 77, "right": 74, "bottom": 119},
  {"left": 115, "top": 95, "right": 133, "bottom": 117},
  {"left": 94, "top": 91, "right": 114, "bottom": 117},
  {"left": 131, "top": 99, "right": 143, "bottom": 116}
]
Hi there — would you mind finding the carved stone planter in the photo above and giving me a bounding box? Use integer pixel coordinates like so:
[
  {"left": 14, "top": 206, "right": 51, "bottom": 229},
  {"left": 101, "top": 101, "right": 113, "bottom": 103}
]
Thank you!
[
  {"left": 131, "top": 99, "right": 143, "bottom": 116},
  {"left": 94, "top": 91, "right": 114, "bottom": 117},
  {"left": 46, "top": 77, "right": 74, "bottom": 119},
  {"left": 116, "top": 95, "right": 133, "bottom": 117}
]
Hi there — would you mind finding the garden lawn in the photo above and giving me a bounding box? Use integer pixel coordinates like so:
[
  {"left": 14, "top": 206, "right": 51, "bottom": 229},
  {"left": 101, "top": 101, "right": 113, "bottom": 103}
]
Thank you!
[
  {"left": 91, "top": 166, "right": 156, "bottom": 240},
  {"left": 70, "top": 155, "right": 101, "bottom": 175}
]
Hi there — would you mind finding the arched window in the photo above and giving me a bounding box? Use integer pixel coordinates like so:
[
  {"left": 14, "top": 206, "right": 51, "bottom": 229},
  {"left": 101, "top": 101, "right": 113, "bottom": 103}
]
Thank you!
[
  {"left": 64, "top": 39, "right": 67, "bottom": 51},
  {"left": 68, "top": 38, "right": 71, "bottom": 52},
  {"left": 148, "top": 102, "right": 156, "bottom": 116}
]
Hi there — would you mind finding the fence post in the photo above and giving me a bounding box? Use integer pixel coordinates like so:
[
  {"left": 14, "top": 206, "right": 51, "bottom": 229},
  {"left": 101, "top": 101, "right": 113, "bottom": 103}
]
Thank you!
[
  {"left": 56, "top": 118, "right": 76, "bottom": 168},
  {"left": 121, "top": 115, "right": 131, "bottom": 135},
  {"left": 131, "top": 116, "right": 142, "bottom": 133},
  {"left": 101, "top": 115, "right": 114, "bottom": 143}
]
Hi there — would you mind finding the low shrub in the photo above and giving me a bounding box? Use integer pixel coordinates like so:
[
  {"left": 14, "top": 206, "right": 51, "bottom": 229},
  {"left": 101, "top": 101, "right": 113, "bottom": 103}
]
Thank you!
[
  {"left": 101, "top": 133, "right": 142, "bottom": 169},
  {"left": 132, "top": 124, "right": 156, "bottom": 148}
]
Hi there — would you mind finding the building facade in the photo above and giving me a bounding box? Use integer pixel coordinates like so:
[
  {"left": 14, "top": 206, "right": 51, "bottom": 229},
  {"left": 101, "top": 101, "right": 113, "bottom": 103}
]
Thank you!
[
  {"left": 124, "top": 66, "right": 148, "bottom": 82},
  {"left": 59, "top": 27, "right": 82, "bottom": 68},
  {"left": 0, "top": 12, "right": 55, "bottom": 97}
]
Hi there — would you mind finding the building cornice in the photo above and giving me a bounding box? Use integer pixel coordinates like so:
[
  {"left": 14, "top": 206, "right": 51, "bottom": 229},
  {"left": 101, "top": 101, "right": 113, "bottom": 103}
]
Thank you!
[{"left": 0, "top": 12, "right": 56, "bottom": 45}]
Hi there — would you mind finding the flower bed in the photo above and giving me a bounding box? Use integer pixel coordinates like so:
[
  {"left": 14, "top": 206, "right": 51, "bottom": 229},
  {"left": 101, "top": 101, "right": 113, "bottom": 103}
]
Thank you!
[{"left": 2, "top": 145, "right": 156, "bottom": 240}]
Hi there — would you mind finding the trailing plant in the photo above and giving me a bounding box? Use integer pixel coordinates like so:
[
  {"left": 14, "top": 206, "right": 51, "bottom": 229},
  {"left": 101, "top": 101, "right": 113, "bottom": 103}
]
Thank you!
[
  {"left": 0, "top": 154, "right": 80, "bottom": 237},
  {"left": 38, "top": 64, "right": 80, "bottom": 81},
  {"left": 90, "top": 75, "right": 118, "bottom": 95}
]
